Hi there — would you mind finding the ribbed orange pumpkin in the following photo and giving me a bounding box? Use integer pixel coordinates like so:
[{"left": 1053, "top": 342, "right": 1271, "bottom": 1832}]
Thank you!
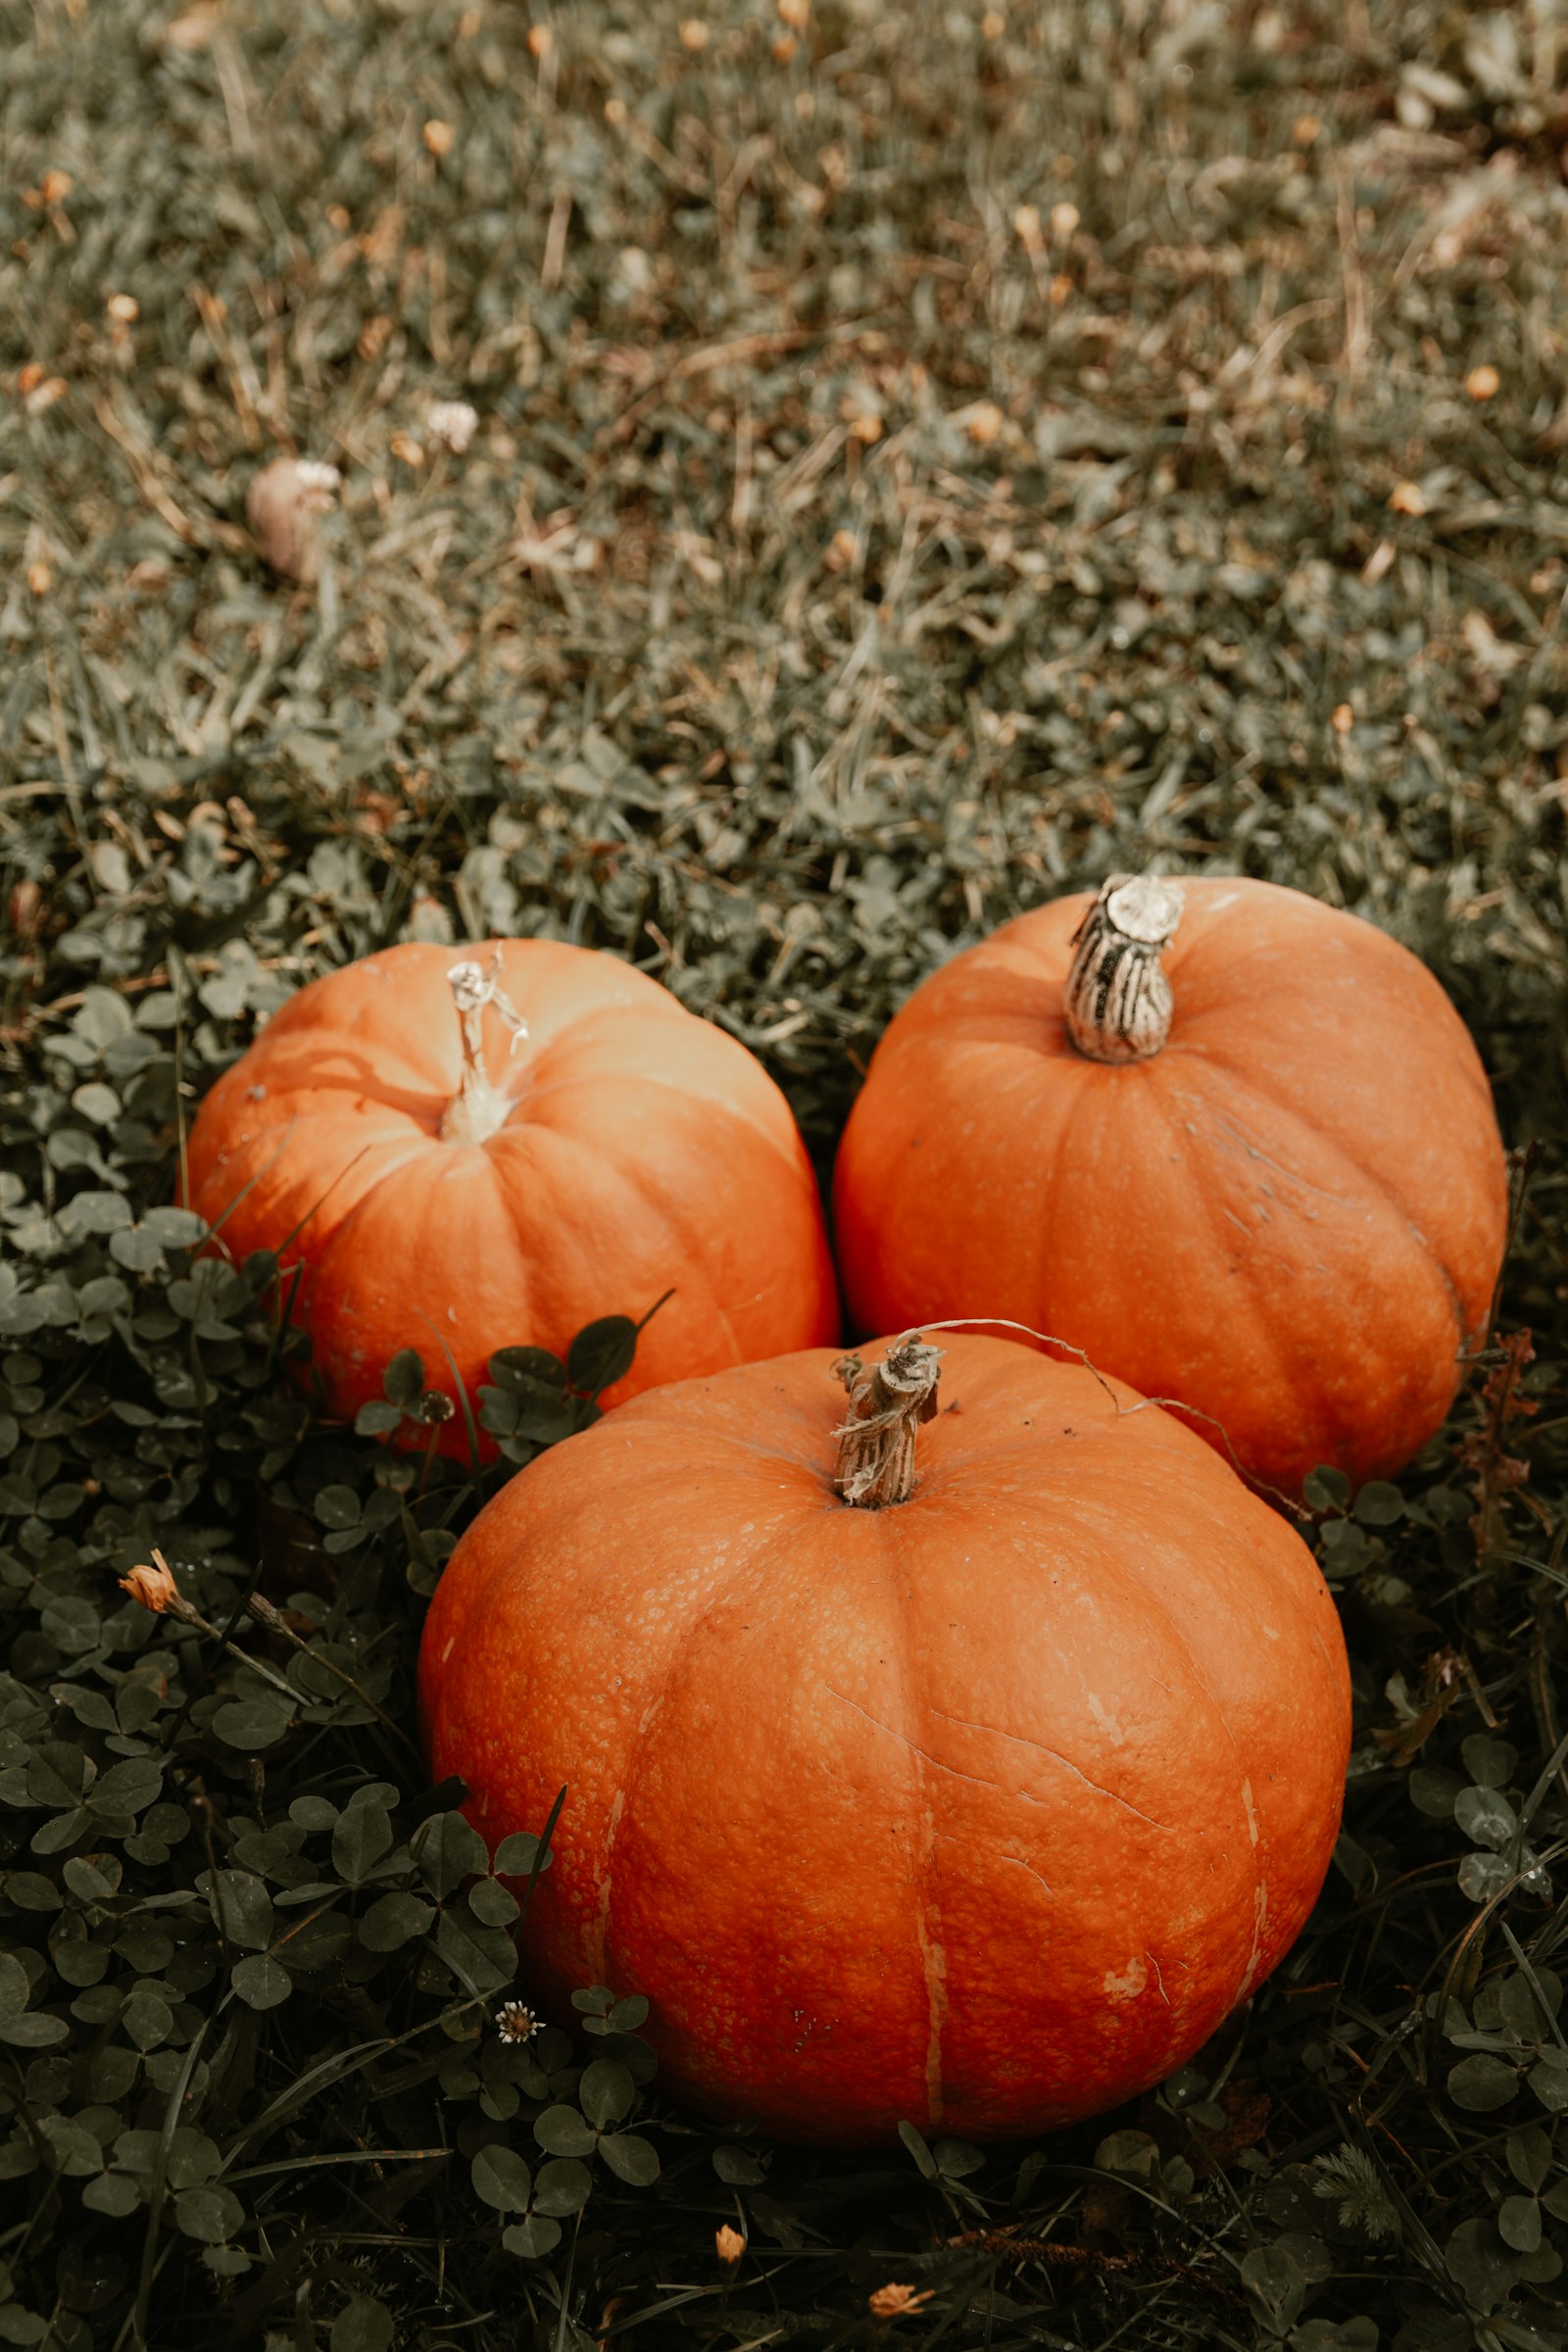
[
  {"left": 418, "top": 1333, "right": 1350, "bottom": 2143},
  {"left": 183, "top": 940, "right": 838, "bottom": 1435},
  {"left": 833, "top": 876, "right": 1508, "bottom": 1496}
]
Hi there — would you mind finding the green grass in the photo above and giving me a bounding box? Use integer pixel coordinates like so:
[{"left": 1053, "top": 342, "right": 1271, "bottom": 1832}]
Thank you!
[{"left": 3, "top": 1, "right": 1568, "bottom": 2346}]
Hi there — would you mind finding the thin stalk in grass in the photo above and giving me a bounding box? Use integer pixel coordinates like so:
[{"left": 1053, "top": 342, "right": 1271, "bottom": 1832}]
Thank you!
[{"left": 122, "top": 1549, "right": 421, "bottom": 1764}]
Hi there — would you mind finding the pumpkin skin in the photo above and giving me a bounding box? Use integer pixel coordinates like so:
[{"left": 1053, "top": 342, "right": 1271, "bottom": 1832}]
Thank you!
[
  {"left": 833, "top": 879, "right": 1508, "bottom": 1496},
  {"left": 418, "top": 1334, "right": 1350, "bottom": 2144},
  {"left": 183, "top": 941, "right": 838, "bottom": 1440}
]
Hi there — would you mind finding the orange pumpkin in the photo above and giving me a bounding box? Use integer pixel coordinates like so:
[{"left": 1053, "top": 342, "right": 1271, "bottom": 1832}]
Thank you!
[
  {"left": 418, "top": 1332, "right": 1350, "bottom": 2143},
  {"left": 183, "top": 940, "right": 838, "bottom": 1437},
  {"left": 833, "top": 876, "right": 1508, "bottom": 1496}
]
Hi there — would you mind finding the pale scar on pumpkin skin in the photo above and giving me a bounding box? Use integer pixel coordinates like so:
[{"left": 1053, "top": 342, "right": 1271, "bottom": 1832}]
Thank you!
[
  {"left": 1236, "top": 1882, "right": 1270, "bottom": 1998},
  {"left": 916, "top": 1901, "right": 948, "bottom": 2128}
]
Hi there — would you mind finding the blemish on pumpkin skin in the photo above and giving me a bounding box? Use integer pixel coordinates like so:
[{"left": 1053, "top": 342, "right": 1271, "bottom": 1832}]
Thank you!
[
  {"left": 1102, "top": 1955, "right": 1147, "bottom": 2001},
  {"left": 1236, "top": 1883, "right": 1270, "bottom": 1997},
  {"left": 917, "top": 1898, "right": 947, "bottom": 2127}
]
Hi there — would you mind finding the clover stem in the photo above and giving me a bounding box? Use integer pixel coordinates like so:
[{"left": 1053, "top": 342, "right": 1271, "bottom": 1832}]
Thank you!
[
  {"left": 833, "top": 1338, "right": 944, "bottom": 1508},
  {"left": 1063, "top": 872, "right": 1185, "bottom": 1064}
]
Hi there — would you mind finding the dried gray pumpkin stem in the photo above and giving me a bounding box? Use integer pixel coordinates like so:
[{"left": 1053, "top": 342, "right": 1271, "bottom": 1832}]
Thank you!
[{"left": 1063, "top": 872, "right": 1185, "bottom": 1064}]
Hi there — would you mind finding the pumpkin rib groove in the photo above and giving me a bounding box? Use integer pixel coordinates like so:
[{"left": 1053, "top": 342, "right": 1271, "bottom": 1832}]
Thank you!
[
  {"left": 287, "top": 1132, "right": 451, "bottom": 1283},
  {"left": 894, "top": 1460, "right": 1266, "bottom": 2101},
  {"left": 879, "top": 1496, "right": 947, "bottom": 2132},
  {"left": 518, "top": 1053, "right": 820, "bottom": 1177},
  {"left": 1170, "top": 1050, "right": 1471, "bottom": 1345},
  {"left": 1137, "top": 1079, "right": 1311, "bottom": 1460},
  {"left": 542, "top": 1116, "right": 747, "bottom": 1362},
  {"left": 598, "top": 1506, "right": 814, "bottom": 1999},
  {"left": 939, "top": 1469, "right": 1290, "bottom": 1979},
  {"left": 1212, "top": 1049, "right": 1476, "bottom": 1364},
  {"left": 1169, "top": 1075, "right": 1352, "bottom": 1205},
  {"left": 843, "top": 1479, "right": 952, "bottom": 2130},
  {"left": 307, "top": 1140, "right": 516, "bottom": 1349},
  {"left": 1024, "top": 1036, "right": 1092, "bottom": 1344},
  {"left": 954, "top": 1496, "right": 1252, "bottom": 1829},
  {"left": 197, "top": 1112, "right": 433, "bottom": 1259}
]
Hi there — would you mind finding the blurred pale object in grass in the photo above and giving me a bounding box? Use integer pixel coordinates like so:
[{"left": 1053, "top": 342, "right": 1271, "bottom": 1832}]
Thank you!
[{"left": 246, "top": 456, "right": 341, "bottom": 584}]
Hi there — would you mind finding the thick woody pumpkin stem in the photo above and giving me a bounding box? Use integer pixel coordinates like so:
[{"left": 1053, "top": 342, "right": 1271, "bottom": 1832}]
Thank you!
[
  {"left": 1063, "top": 872, "right": 1185, "bottom": 1064},
  {"left": 440, "top": 953, "right": 529, "bottom": 1146},
  {"left": 833, "top": 1337, "right": 943, "bottom": 1509}
]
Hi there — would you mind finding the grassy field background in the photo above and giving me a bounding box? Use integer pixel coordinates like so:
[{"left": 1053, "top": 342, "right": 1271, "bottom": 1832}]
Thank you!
[{"left": 4, "top": 1, "right": 1568, "bottom": 2347}]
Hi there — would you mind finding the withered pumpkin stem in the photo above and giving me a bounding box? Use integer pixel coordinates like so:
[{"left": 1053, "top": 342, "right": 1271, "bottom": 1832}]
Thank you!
[
  {"left": 833, "top": 1337, "right": 943, "bottom": 1508},
  {"left": 440, "top": 952, "right": 529, "bottom": 1146},
  {"left": 1063, "top": 872, "right": 1184, "bottom": 1064}
]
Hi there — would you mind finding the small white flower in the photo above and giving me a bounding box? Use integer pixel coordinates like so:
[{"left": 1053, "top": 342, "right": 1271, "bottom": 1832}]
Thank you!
[
  {"left": 427, "top": 399, "right": 479, "bottom": 454},
  {"left": 495, "top": 1999, "right": 542, "bottom": 2044}
]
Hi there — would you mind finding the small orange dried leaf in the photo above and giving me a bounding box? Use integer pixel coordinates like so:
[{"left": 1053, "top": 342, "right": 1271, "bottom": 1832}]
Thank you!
[{"left": 868, "top": 2285, "right": 934, "bottom": 2323}]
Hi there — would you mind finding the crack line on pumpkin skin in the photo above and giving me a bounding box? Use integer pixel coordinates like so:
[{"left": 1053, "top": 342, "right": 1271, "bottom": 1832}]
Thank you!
[
  {"left": 604, "top": 1513, "right": 819, "bottom": 2014},
  {"left": 1182, "top": 1095, "right": 1349, "bottom": 1207},
  {"left": 928, "top": 1709, "right": 1174, "bottom": 1831},
  {"left": 1153, "top": 1095, "right": 1310, "bottom": 1472},
  {"left": 825, "top": 1689, "right": 1008, "bottom": 1797},
  {"left": 1176, "top": 1047, "right": 1474, "bottom": 1346},
  {"left": 1194, "top": 1062, "right": 1476, "bottom": 1430},
  {"left": 1147, "top": 1949, "right": 1170, "bottom": 2007}
]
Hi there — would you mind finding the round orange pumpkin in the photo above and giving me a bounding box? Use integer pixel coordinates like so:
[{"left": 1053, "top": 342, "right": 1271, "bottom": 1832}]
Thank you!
[
  {"left": 418, "top": 1332, "right": 1350, "bottom": 2143},
  {"left": 833, "top": 875, "right": 1508, "bottom": 1496},
  {"left": 183, "top": 940, "right": 838, "bottom": 1436}
]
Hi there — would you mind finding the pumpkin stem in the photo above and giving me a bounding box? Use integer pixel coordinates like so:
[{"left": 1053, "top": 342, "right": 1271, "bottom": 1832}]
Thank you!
[
  {"left": 440, "top": 953, "right": 529, "bottom": 1147},
  {"left": 1063, "top": 872, "right": 1184, "bottom": 1064},
  {"left": 833, "top": 1337, "right": 943, "bottom": 1509}
]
